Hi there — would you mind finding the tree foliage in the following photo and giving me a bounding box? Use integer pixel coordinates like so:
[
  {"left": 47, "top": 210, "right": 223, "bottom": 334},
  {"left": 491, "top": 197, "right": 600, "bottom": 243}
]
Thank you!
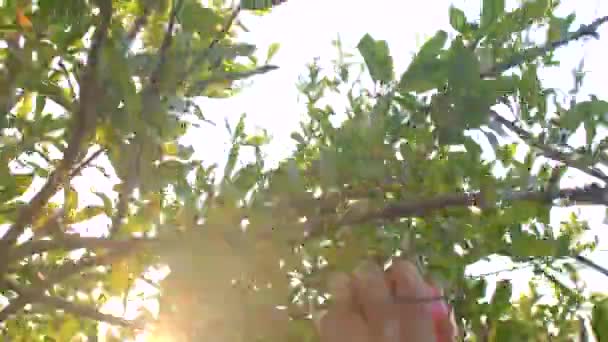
[{"left": 0, "top": 0, "right": 607, "bottom": 341}]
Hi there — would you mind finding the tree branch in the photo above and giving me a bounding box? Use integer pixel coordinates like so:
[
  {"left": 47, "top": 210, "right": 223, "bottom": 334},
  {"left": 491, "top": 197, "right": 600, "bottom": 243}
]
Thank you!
[
  {"left": 573, "top": 255, "right": 608, "bottom": 278},
  {"left": 0, "top": 247, "right": 138, "bottom": 322},
  {"left": 8, "top": 236, "right": 162, "bottom": 262},
  {"left": 126, "top": 6, "right": 151, "bottom": 48},
  {"left": 303, "top": 185, "right": 608, "bottom": 238},
  {"left": 489, "top": 110, "right": 608, "bottom": 183},
  {"left": 149, "top": 0, "right": 184, "bottom": 89},
  {"left": 0, "top": 279, "right": 135, "bottom": 327},
  {"left": 69, "top": 147, "right": 106, "bottom": 178},
  {"left": 0, "top": 0, "right": 114, "bottom": 277},
  {"left": 482, "top": 16, "right": 608, "bottom": 78}
]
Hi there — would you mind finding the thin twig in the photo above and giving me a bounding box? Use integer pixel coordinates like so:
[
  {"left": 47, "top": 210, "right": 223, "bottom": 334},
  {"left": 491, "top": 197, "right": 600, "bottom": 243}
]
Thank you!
[
  {"left": 490, "top": 111, "right": 608, "bottom": 183},
  {"left": 8, "top": 236, "right": 162, "bottom": 262},
  {"left": 573, "top": 255, "right": 608, "bottom": 278},
  {"left": 1, "top": 279, "right": 136, "bottom": 327},
  {"left": 302, "top": 185, "right": 608, "bottom": 239},
  {"left": 482, "top": 16, "right": 608, "bottom": 78},
  {"left": 69, "top": 147, "right": 106, "bottom": 178},
  {"left": 126, "top": 7, "right": 150, "bottom": 48},
  {"left": 0, "top": 247, "right": 138, "bottom": 321},
  {"left": 57, "top": 60, "right": 77, "bottom": 100},
  {"left": 468, "top": 264, "right": 534, "bottom": 279},
  {"left": 536, "top": 267, "right": 581, "bottom": 298},
  {"left": 149, "top": 0, "right": 184, "bottom": 88}
]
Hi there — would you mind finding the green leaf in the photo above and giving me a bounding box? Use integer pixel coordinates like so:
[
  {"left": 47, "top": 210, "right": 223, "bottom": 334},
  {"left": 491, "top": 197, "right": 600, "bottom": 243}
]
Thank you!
[
  {"left": 561, "top": 99, "right": 608, "bottom": 131},
  {"left": 231, "top": 164, "right": 261, "bottom": 194},
  {"left": 109, "top": 259, "right": 130, "bottom": 295},
  {"left": 64, "top": 186, "right": 78, "bottom": 219},
  {"left": 179, "top": 2, "right": 223, "bottom": 34},
  {"left": 266, "top": 42, "right": 280, "bottom": 64},
  {"left": 447, "top": 37, "right": 481, "bottom": 90},
  {"left": 357, "top": 33, "right": 394, "bottom": 84},
  {"left": 490, "top": 280, "right": 512, "bottom": 317},
  {"left": 240, "top": 0, "right": 287, "bottom": 10},
  {"left": 547, "top": 15, "right": 574, "bottom": 42},
  {"left": 574, "top": 99, "right": 608, "bottom": 119},
  {"left": 418, "top": 30, "right": 449, "bottom": 59},
  {"left": 449, "top": 6, "right": 468, "bottom": 33},
  {"left": 56, "top": 315, "right": 80, "bottom": 341},
  {"left": 481, "top": 0, "right": 505, "bottom": 31},
  {"left": 69, "top": 205, "right": 106, "bottom": 223},
  {"left": 104, "top": 41, "right": 140, "bottom": 120},
  {"left": 511, "top": 231, "right": 557, "bottom": 257},
  {"left": 223, "top": 114, "right": 246, "bottom": 180},
  {"left": 244, "top": 134, "right": 270, "bottom": 147},
  {"left": 16, "top": 92, "right": 33, "bottom": 118},
  {"left": 398, "top": 30, "right": 448, "bottom": 93},
  {"left": 592, "top": 298, "right": 608, "bottom": 342},
  {"left": 290, "top": 132, "right": 306, "bottom": 144},
  {"left": 93, "top": 191, "right": 114, "bottom": 216},
  {"left": 13, "top": 174, "right": 34, "bottom": 195}
]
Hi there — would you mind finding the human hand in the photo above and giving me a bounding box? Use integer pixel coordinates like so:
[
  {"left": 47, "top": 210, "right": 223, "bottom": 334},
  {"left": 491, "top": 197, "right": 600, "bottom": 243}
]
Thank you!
[{"left": 318, "top": 259, "right": 457, "bottom": 342}]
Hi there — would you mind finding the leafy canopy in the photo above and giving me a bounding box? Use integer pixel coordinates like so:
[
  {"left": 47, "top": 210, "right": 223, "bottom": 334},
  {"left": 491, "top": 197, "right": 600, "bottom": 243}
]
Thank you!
[{"left": 1, "top": 0, "right": 608, "bottom": 341}]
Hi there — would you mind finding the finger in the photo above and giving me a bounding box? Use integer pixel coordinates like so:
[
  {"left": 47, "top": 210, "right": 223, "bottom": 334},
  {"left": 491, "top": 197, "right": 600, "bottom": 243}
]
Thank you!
[
  {"left": 387, "top": 259, "right": 436, "bottom": 342},
  {"left": 351, "top": 261, "right": 402, "bottom": 342},
  {"left": 352, "top": 261, "right": 392, "bottom": 320},
  {"left": 320, "top": 273, "right": 370, "bottom": 342},
  {"left": 386, "top": 259, "right": 429, "bottom": 299}
]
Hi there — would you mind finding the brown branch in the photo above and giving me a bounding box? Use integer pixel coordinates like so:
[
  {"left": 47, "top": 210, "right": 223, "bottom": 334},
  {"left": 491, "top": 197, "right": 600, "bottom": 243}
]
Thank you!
[
  {"left": 482, "top": 16, "right": 608, "bottom": 78},
  {"left": 468, "top": 264, "right": 534, "bottom": 279},
  {"left": 536, "top": 267, "right": 581, "bottom": 299},
  {"left": 8, "top": 236, "right": 162, "bottom": 262},
  {"left": 149, "top": 0, "right": 183, "bottom": 89},
  {"left": 302, "top": 185, "right": 608, "bottom": 239},
  {"left": 0, "top": 279, "right": 135, "bottom": 327},
  {"left": 126, "top": 7, "right": 151, "bottom": 48},
  {"left": 489, "top": 111, "right": 608, "bottom": 183},
  {"left": 574, "top": 255, "right": 608, "bottom": 278},
  {"left": 0, "top": 247, "right": 139, "bottom": 322},
  {"left": 69, "top": 147, "right": 106, "bottom": 178},
  {"left": 0, "top": 1, "right": 114, "bottom": 272}
]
